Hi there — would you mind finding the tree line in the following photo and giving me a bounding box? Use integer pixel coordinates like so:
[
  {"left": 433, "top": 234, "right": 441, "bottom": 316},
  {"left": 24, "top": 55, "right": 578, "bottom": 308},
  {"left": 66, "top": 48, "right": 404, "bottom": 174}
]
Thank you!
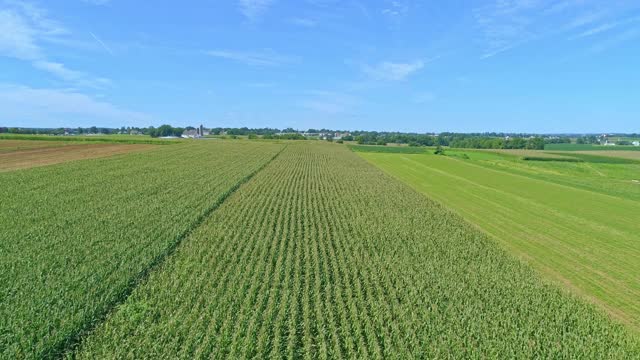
[{"left": 353, "top": 133, "right": 546, "bottom": 150}]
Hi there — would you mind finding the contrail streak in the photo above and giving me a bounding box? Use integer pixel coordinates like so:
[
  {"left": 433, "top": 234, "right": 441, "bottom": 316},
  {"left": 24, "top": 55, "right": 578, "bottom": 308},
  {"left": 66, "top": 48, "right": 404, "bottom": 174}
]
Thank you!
[{"left": 89, "top": 31, "right": 114, "bottom": 55}]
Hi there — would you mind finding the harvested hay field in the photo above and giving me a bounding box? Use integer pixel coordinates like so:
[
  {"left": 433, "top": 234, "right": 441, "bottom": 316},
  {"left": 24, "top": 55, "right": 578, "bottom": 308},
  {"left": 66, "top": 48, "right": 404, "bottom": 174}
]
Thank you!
[
  {"left": 0, "top": 142, "right": 156, "bottom": 171},
  {"left": 478, "top": 149, "right": 579, "bottom": 160},
  {"left": 572, "top": 150, "right": 640, "bottom": 161}
]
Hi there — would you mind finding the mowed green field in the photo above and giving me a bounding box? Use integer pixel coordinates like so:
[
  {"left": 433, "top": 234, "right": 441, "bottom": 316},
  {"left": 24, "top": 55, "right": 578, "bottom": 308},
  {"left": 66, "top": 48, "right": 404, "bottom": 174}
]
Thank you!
[
  {"left": 358, "top": 149, "right": 640, "bottom": 332},
  {"left": 2, "top": 141, "right": 640, "bottom": 357},
  {"left": 545, "top": 143, "right": 640, "bottom": 151}
]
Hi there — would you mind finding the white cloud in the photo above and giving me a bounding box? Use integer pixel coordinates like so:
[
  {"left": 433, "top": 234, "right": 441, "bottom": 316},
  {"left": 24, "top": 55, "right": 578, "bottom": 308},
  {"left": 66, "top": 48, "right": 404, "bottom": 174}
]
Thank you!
[
  {"left": 0, "top": 9, "right": 41, "bottom": 59},
  {"left": 0, "top": 2, "right": 109, "bottom": 87},
  {"left": 544, "top": 0, "right": 585, "bottom": 15},
  {"left": 382, "top": 1, "right": 408, "bottom": 17},
  {"left": 474, "top": 0, "right": 640, "bottom": 58},
  {"left": 573, "top": 23, "right": 617, "bottom": 38},
  {"left": 571, "top": 16, "right": 640, "bottom": 39},
  {"left": 564, "top": 10, "right": 607, "bottom": 30},
  {"left": 0, "top": 83, "right": 151, "bottom": 127},
  {"left": 4, "top": 0, "right": 68, "bottom": 36},
  {"left": 206, "top": 49, "right": 296, "bottom": 66},
  {"left": 362, "top": 61, "right": 424, "bottom": 81},
  {"left": 473, "top": 0, "right": 547, "bottom": 58},
  {"left": 238, "top": 0, "right": 275, "bottom": 21},
  {"left": 32, "top": 60, "right": 112, "bottom": 88}
]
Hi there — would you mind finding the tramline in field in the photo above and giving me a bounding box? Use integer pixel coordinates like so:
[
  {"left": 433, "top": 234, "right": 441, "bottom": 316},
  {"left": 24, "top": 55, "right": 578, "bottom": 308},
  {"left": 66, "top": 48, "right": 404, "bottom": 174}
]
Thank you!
[
  {"left": 71, "top": 143, "right": 638, "bottom": 358},
  {"left": 0, "top": 141, "right": 283, "bottom": 358}
]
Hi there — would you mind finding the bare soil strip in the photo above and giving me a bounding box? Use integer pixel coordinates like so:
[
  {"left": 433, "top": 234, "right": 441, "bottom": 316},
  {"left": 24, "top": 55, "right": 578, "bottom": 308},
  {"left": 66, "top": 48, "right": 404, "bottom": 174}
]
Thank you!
[
  {"left": 0, "top": 140, "right": 71, "bottom": 153},
  {"left": 0, "top": 143, "right": 156, "bottom": 172}
]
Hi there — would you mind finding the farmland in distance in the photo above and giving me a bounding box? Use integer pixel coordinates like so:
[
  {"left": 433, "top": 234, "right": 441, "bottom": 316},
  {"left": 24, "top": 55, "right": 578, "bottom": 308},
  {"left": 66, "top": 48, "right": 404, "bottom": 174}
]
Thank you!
[
  {"left": 72, "top": 143, "right": 638, "bottom": 358},
  {"left": 0, "top": 141, "right": 157, "bottom": 171}
]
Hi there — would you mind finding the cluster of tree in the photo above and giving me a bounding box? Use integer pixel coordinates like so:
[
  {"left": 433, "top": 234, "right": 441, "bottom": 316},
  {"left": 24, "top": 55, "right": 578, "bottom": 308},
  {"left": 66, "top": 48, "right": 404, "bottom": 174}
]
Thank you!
[
  {"left": 0, "top": 126, "right": 172, "bottom": 135},
  {"left": 351, "top": 132, "right": 545, "bottom": 150},
  {"left": 0, "top": 127, "right": 123, "bottom": 135},
  {"left": 4, "top": 126, "right": 634, "bottom": 149},
  {"left": 355, "top": 133, "right": 446, "bottom": 146},
  {"left": 148, "top": 125, "right": 184, "bottom": 138},
  {"left": 449, "top": 136, "right": 545, "bottom": 150},
  {"left": 544, "top": 137, "right": 572, "bottom": 144},
  {"left": 262, "top": 133, "right": 306, "bottom": 140},
  {"left": 210, "top": 127, "right": 283, "bottom": 136},
  {"left": 576, "top": 136, "right": 600, "bottom": 144}
]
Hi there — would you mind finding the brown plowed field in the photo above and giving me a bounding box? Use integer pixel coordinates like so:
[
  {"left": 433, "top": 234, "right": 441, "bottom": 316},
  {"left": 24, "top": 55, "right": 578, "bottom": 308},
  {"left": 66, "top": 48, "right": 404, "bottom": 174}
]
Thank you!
[{"left": 0, "top": 142, "right": 155, "bottom": 171}]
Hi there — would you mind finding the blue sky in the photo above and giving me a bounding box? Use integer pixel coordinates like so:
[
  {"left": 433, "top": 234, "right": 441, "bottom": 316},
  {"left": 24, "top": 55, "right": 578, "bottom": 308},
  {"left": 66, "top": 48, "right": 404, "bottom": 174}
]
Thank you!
[{"left": 1, "top": 0, "right": 639, "bottom": 133}]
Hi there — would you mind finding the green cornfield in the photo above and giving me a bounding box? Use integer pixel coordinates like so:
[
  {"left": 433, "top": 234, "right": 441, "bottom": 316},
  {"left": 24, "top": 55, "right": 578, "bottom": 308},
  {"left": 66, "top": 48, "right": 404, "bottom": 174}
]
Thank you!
[
  {"left": 0, "top": 141, "right": 283, "bottom": 358},
  {"left": 67, "top": 143, "right": 638, "bottom": 358}
]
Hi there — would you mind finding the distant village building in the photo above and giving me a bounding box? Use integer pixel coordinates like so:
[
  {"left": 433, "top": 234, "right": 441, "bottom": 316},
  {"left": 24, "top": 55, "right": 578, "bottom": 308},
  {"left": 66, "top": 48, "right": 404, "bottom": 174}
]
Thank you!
[
  {"left": 182, "top": 125, "right": 208, "bottom": 138},
  {"left": 633, "top": 141, "right": 640, "bottom": 146},
  {"left": 333, "top": 132, "right": 351, "bottom": 140},
  {"left": 302, "top": 131, "right": 351, "bottom": 140},
  {"left": 182, "top": 130, "right": 199, "bottom": 138}
]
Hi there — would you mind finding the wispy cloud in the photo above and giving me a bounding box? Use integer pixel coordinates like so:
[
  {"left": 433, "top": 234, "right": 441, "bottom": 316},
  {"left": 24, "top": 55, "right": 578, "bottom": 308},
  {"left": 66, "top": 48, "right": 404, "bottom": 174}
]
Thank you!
[
  {"left": 591, "top": 27, "right": 640, "bottom": 53},
  {"left": 382, "top": 0, "right": 408, "bottom": 17},
  {"left": 0, "top": 8, "right": 43, "bottom": 59},
  {"left": 571, "top": 15, "right": 640, "bottom": 39},
  {"left": 32, "top": 60, "right": 111, "bottom": 88},
  {"left": 0, "top": 2, "right": 109, "bottom": 87},
  {"left": 544, "top": 0, "right": 585, "bottom": 15},
  {"left": 474, "top": 0, "right": 640, "bottom": 58},
  {"left": 0, "top": 83, "right": 151, "bottom": 127},
  {"left": 238, "top": 0, "right": 275, "bottom": 21},
  {"left": 573, "top": 23, "right": 617, "bottom": 38},
  {"left": 473, "top": 0, "right": 546, "bottom": 58},
  {"left": 206, "top": 49, "right": 296, "bottom": 66},
  {"left": 4, "top": 0, "right": 68, "bottom": 36},
  {"left": 564, "top": 10, "right": 607, "bottom": 30},
  {"left": 362, "top": 60, "right": 424, "bottom": 81}
]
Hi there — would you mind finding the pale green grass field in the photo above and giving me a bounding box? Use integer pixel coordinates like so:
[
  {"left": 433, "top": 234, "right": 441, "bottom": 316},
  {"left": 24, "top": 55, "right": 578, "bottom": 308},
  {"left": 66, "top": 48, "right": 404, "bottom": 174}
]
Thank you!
[{"left": 359, "top": 150, "right": 640, "bottom": 331}]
